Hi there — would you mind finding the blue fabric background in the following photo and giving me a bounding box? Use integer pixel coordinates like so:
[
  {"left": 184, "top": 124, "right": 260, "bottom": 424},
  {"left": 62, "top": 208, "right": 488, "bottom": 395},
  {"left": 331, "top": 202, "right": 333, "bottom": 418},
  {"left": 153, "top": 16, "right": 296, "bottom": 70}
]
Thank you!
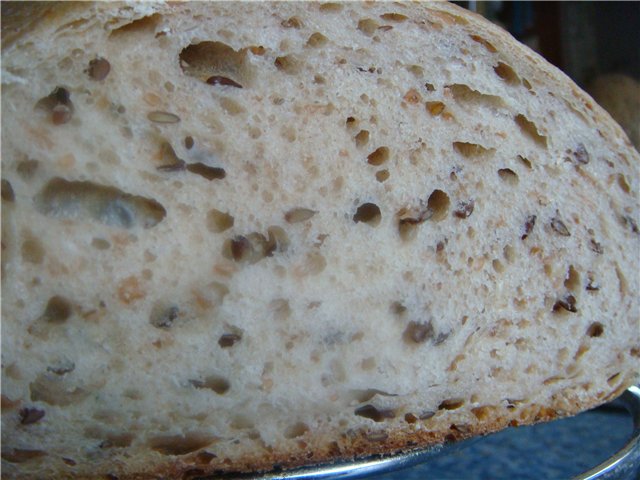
[{"left": 370, "top": 407, "right": 632, "bottom": 480}]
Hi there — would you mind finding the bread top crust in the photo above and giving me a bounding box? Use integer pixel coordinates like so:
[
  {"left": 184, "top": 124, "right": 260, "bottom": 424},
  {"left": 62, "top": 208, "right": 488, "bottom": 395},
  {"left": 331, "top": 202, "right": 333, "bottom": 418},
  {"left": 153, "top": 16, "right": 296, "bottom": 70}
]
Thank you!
[{"left": 1, "top": 2, "right": 638, "bottom": 479}]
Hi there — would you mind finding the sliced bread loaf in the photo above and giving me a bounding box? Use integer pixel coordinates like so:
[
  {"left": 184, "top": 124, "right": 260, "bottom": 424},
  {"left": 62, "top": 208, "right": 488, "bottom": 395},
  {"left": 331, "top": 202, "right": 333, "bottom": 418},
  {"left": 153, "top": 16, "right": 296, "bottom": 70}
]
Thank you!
[{"left": 1, "top": 2, "right": 638, "bottom": 479}]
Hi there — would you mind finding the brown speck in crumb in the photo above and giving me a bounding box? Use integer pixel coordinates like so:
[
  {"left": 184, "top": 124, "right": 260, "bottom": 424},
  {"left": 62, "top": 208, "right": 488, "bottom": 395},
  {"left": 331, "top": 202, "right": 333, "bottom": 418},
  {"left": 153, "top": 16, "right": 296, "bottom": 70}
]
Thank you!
[
  {"left": 621, "top": 215, "right": 639, "bottom": 234},
  {"left": 522, "top": 215, "right": 536, "bottom": 240},
  {"left": 354, "top": 404, "right": 395, "bottom": 422},
  {"left": 589, "top": 239, "right": 603, "bottom": 254},
  {"left": 206, "top": 76, "right": 243, "bottom": 88},
  {"left": 550, "top": 215, "right": 570, "bottom": 236},
  {"left": 149, "top": 304, "right": 179, "bottom": 329},
  {"left": 405, "top": 412, "right": 418, "bottom": 423},
  {"left": 43, "top": 296, "right": 72, "bottom": 323},
  {"left": 586, "top": 274, "right": 600, "bottom": 291},
  {"left": 87, "top": 57, "right": 111, "bottom": 81},
  {"left": 425, "top": 83, "right": 435, "bottom": 92},
  {"left": 184, "top": 136, "right": 194, "bottom": 150},
  {"left": 453, "top": 200, "right": 474, "bottom": 219},
  {"left": 572, "top": 144, "right": 589, "bottom": 165},
  {"left": 117, "top": 276, "right": 146, "bottom": 305},
  {"left": 186, "top": 163, "right": 226, "bottom": 181},
  {"left": 403, "top": 89, "right": 422, "bottom": 104},
  {"left": 218, "top": 333, "right": 241, "bottom": 348},
  {"left": 553, "top": 295, "right": 577, "bottom": 313},
  {"left": 19, "top": 407, "right": 45, "bottom": 425},
  {"left": 403, "top": 321, "right": 435, "bottom": 344},
  {"left": 229, "top": 236, "right": 251, "bottom": 262}
]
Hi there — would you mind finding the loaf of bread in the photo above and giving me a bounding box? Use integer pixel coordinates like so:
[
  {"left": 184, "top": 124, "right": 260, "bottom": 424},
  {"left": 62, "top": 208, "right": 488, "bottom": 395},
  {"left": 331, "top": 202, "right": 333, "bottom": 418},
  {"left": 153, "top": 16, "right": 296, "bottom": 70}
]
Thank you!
[{"left": 1, "top": 2, "right": 638, "bottom": 479}]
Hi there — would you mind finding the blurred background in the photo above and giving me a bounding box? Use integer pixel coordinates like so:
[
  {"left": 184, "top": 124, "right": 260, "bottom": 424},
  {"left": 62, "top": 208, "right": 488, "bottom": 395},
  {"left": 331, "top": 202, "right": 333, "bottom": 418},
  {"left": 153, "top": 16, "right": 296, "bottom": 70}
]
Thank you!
[{"left": 452, "top": 1, "right": 640, "bottom": 151}]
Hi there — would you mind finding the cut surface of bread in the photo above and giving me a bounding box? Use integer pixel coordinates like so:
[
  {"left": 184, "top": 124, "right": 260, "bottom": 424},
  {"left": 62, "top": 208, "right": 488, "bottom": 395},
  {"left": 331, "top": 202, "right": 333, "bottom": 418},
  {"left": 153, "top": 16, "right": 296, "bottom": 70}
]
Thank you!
[{"left": 1, "top": 2, "right": 639, "bottom": 479}]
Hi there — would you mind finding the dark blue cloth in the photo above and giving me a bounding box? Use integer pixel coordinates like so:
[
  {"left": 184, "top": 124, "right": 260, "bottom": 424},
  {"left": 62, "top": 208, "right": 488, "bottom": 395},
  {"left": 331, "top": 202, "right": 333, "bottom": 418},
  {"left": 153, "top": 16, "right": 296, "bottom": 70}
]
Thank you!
[{"left": 372, "top": 408, "right": 632, "bottom": 480}]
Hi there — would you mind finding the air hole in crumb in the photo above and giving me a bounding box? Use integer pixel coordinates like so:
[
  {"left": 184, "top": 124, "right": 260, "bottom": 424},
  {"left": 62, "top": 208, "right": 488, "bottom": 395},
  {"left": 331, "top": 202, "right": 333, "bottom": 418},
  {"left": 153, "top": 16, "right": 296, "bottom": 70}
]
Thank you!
[
  {"left": 207, "top": 209, "right": 234, "bottom": 233},
  {"left": 586, "top": 322, "right": 604, "bottom": 338},
  {"left": 353, "top": 203, "right": 381, "bottom": 227},
  {"left": 552, "top": 295, "right": 577, "bottom": 313},
  {"left": 492, "top": 259, "right": 504, "bottom": 273},
  {"left": 453, "top": 142, "right": 493, "bottom": 158},
  {"left": 190, "top": 375, "right": 230, "bottom": 395},
  {"left": 284, "top": 422, "right": 309, "bottom": 439},
  {"left": 427, "top": 190, "right": 450, "bottom": 221},
  {"left": 186, "top": 163, "right": 226, "bottom": 181},
  {"left": 354, "top": 405, "right": 395, "bottom": 422},
  {"left": 376, "top": 170, "right": 390, "bottom": 182},
  {"left": 426, "top": 101, "right": 445, "bottom": 116},
  {"left": 503, "top": 244, "right": 515, "bottom": 263},
  {"left": 615, "top": 266, "right": 628, "bottom": 297},
  {"left": 357, "top": 19, "right": 379, "bottom": 36},
  {"left": 91, "top": 238, "right": 111, "bottom": 250},
  {"left": 35, "top": 178, "right": 166, "bottom": 229},
  {"left": 518, "top": 155, "right": 532, "bottom": 169},
  {"left": 179, "top": 41, "right": 253, "bottom": 88},
  {"left": 281, "top": 16, "right": 303, "bottom": 29},
  {"left": 438, "top": 398, "right": 465, "bottom": 410},
  {"left": 607, "top": 372, "right": 621, "bottom": 386},
  {"left": 274, "top": 55, "right": 301, "bottom": 75},
  {"left": 285, "top": 208, "right": 316, "bottom": 224},
  {"left": 355, "top": 130, "right": 370, "bottom": 148},
  {"left": 219, "top": 97, "right": 246, "bottom": 115},
  {"left": 494, "top": 62, "right": 520, "bottom": 85},
  {"left": 498, "top": 168, "right": 519, "bottom": 185},
  {"left": 1, "top": 448, "right": 47, "bottom": 463},
  {"left": 148, "top": 433, "right": 216, "bottom": 456},
  {"left": 367, "top": 147, "right": 389, "bottom": 166},
  {"left": 42, "top": 296, "right": 72, "bottom": 323},
  {"left": 319, "top": 2, "right": 343, "bottom": 12},
  {"left": 469, "top": 34, "right": 497, "bottom": 53},
  {"left": 617, "top": 174, "right": 631, "bottom": 194},
  {"left": 380, "top": 13, "right": 408, "bottom": 22},
  {"left": 564, "top": 265, "right": 580, "bottom": 292},
  {"left": 307, "top": 32, "right": 328, "bottom": 48},
  {"left": 515, "top": 114, "right": 547, "bottom": 147},
  {"left": 407, "top": 65, "right": 424, "bottom": 77},
  {"left": 109, "top": 14, "right": 162, "bottom": 37}
]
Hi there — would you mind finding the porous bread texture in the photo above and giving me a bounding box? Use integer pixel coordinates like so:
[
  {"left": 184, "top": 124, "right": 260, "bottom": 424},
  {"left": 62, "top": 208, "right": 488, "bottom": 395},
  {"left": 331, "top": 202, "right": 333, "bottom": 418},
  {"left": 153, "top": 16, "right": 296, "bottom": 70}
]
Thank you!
[{"left": 1, "top": 2, "right": 639, "bottom": 479}]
